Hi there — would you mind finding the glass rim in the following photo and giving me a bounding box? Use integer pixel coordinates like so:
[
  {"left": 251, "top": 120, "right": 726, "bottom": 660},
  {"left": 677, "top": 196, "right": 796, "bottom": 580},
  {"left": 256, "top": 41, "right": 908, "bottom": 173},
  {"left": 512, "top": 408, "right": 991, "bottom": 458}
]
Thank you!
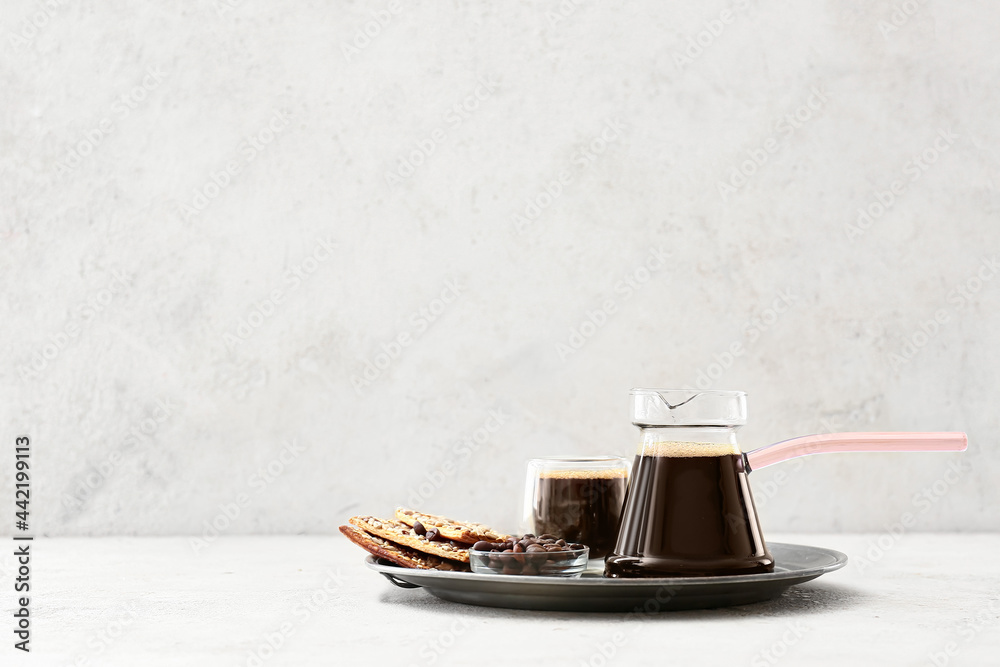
[
  {"left": 527, "top": 455, "right": 629, "bottom": 468},
  {"left": 630, "top": 388, "right": 748, "bottom": 426},
  {"left": 629, "top": 388, "right": 747, "bottom": 397}
]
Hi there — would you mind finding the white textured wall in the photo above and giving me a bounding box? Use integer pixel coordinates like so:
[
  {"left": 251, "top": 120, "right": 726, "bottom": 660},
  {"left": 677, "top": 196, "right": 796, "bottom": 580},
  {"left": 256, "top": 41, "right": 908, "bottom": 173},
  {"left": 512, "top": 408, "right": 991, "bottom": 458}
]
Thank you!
[{"left": 2, "top": 0, "right": 997, "bottom": 538}]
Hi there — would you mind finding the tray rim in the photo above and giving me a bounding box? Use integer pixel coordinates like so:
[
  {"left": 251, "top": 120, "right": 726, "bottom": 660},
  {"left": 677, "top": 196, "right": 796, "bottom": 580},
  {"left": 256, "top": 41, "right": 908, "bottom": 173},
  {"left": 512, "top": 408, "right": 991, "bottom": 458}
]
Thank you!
[{"left": 363, "top": 541, "right": 848, "bottom": 588}]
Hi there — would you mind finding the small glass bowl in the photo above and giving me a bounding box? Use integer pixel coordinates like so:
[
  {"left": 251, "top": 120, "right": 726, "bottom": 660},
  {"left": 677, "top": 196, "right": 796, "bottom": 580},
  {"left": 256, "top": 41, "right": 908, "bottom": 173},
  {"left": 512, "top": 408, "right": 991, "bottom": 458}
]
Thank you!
[{"left": 469, "top": 546, "right": 589, "bottom": 577}]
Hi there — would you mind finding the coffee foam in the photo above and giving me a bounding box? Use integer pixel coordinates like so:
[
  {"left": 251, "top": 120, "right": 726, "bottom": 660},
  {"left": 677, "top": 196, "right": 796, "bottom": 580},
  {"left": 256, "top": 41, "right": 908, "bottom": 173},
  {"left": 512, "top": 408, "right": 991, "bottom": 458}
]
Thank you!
[
  {"left": 538, "top": 468, "right": 628, "bottom": 479},
  {"left": 638, "top": 440, "right": 741, "bottom": 457}
]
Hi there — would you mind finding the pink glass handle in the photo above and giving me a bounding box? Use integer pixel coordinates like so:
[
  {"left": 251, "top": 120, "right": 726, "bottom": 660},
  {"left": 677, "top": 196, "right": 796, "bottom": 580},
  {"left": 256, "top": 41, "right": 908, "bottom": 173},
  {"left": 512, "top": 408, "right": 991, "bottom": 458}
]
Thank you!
[{"left": 744, "top": 432, "right": 968, "bottom": 472}]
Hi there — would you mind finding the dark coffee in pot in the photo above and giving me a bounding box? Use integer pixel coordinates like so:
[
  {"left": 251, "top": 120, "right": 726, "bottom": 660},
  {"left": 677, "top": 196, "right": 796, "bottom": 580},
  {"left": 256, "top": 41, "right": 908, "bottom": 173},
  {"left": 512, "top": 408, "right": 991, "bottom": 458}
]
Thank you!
[{"left": 605, "top": 442, "right": 773, "bottom": 577}]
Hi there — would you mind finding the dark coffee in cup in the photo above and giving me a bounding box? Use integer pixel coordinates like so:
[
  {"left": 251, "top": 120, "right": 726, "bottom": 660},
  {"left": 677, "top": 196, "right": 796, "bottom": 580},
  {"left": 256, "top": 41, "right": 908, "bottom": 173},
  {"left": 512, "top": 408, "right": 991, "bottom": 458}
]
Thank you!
[
  {"left": 534, "top": 469, "right": 626, "bottom": 559},
  {"left": 605, "top": 442, "right": 773, "bottom": 577}
]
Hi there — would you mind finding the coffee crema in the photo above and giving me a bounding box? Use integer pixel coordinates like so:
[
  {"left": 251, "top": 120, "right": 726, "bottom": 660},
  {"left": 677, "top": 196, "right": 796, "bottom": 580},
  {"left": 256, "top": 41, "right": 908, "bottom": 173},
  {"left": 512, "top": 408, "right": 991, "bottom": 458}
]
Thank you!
[
  {"left": 533, "top": 468, "right": 627, "bottom": 559},
  {"left": 637, "top": 440, "right": 741, "bottom": 457},
  {"left": 605, "top": 440, "right": 773, "bottom": 577},
  {"left": 538, "top": 468, "right": 628, "bottom": 479}
]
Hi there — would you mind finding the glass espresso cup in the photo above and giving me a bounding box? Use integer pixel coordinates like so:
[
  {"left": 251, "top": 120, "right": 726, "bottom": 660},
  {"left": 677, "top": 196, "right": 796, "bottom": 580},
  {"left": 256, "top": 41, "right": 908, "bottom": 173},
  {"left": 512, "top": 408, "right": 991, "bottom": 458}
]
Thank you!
[
  {"left": 522, "top": 456, "right": 629, "bottom": 559},
  {"left": 605, "top": 389, "right": 774, "bottom": 577}
]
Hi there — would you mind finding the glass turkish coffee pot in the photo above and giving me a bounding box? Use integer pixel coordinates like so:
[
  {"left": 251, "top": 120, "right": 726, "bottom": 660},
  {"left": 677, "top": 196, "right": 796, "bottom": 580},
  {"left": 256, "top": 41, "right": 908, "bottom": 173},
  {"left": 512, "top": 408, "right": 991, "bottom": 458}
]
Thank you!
[{"left": 605, "top": 389, "right": 967, "bottom": 578}]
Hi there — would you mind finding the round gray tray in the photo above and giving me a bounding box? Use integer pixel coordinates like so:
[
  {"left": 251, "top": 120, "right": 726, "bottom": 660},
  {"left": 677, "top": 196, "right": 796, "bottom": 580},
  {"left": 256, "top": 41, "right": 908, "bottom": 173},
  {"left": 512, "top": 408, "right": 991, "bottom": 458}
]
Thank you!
[{"left": 365, "top": 542, "right": 847, "bottom": 612}]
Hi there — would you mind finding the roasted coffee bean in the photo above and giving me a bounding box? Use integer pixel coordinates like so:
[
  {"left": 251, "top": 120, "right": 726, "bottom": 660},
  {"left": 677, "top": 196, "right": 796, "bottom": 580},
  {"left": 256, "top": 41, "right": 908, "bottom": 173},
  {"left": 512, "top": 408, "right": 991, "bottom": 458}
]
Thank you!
[
  {"left": 526, "top": 544, "right": 545, "bottom": 553},
  {"left": 528, "top": 551, "right": 548, "bottom": 566},
  {"left": 513, "top": 543, "right": 525, "bottom": 553},
  {"left": 472, "top": 541, "right": 494, "bottom": 551},
  {"left": 413, "top": 521, "right": 426, "bottom": 536}
]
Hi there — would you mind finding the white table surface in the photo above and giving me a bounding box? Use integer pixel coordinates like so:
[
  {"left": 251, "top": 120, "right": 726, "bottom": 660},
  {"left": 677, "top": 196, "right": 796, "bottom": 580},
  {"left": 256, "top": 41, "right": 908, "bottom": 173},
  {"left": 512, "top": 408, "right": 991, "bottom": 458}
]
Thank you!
[{"left": 5, "top": 534, "right": 998, "bottom": 666}]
